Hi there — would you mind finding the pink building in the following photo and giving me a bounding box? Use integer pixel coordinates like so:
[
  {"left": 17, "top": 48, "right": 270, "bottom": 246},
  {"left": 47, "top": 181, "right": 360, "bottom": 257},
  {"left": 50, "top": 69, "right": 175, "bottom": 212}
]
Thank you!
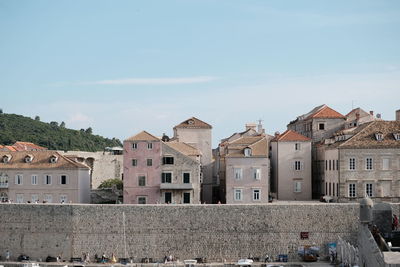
[{"left": 123, "top": 131, "right": 201, "bottom": 204}]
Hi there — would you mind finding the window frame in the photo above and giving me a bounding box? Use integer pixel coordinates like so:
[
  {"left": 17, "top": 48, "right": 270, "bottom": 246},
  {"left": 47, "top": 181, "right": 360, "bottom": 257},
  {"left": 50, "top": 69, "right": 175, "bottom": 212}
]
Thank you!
[
  {"left": 146, "top": 158, "right": 152, "bottom": 166},
  {"left": 366, "top": 183, "right": 373, "bottom": 197},
  {"left": 147, "top": 142, "right": 153, "bottom": 150},
  {"left": 295, "top": 143, "right": 301, "bottom": 151},
  {"left": 137, "top": 196, "right": 147, "bottom": 204},
  {"left": 60, "top": 174, "right": 68, "bottom": 185},
  {"left": 366, "top": 157, "right": 373, "bottom": 170},
  {"left": 138, "top": 175, "right": 146, "bottom": 186},
  {"left": 183, "top": 192, "right": 191, "bottom": 204},
  {"left": 252, "top": 188, "right": 261, "bottom": 201},
  {"left": 132, "top": 159, "right": 137, "bottom": 167},
  {"left": 294, "top": 181, "right": 302, "bottom": 193},
  {"left": 234, "top": 188, "right": 243, "bottom": 201},
  {"left": 161, "top": 172, "right": 172, "bottom": 183},
  {"left": 162, "top": 156, "right": 174, "bottom": 165},
  {"left": 44, "top": 174, "right": 52, "bottom": 185},
  {"left": 15, "top": 174, "right": 23, "bottom": 185},
  {"left": 132, "top": 143, "right": 138, "bottom": 149},
  {"left": 348, "top": 183, "right": 356, "bottom": 198},
  {"left": 234, "top": 168, "right": 243, "bottom": 180},
  {"left": 183, "top": 172, "right": 190, "bottom": 184},
  {"left": 31, "top": 174, "right": 38, "bottom": 185},
  {"left": 349, "top": 158, "right": 356, "bottom": 170},
  {"left": 253, "top": 168, "right": 261, "bottom": 180}
]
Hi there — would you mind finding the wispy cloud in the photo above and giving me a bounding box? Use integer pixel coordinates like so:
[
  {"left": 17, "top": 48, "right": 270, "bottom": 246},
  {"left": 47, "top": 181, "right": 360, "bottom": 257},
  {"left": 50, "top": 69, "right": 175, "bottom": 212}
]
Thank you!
[{"left": 80, "top": 76, "right": 218, "bottom": 85}]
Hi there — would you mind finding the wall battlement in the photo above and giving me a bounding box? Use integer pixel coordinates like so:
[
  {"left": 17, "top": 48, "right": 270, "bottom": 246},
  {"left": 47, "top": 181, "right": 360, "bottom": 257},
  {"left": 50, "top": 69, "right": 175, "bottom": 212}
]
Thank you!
[{"left": 0, "top": 203, "right": 360, "bottom": 261}]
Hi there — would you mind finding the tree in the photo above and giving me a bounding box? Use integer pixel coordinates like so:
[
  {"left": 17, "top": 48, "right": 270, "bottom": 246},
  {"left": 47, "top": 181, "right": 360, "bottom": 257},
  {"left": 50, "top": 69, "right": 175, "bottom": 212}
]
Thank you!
[
  {"left": 50, "top": 121, "right": 58, "bottom": 127},
  {"left": 60, "top": 121, "right": 66, "bottom": 128},
  {"left": 0, "top": 109, "right": 3, "bottom": 114},
  {"left": 85, "top": 127, "right": 93, "bottom": 134},
  {"left": 98, "top": 178, "right": 123, "bottom": 190},
  {"left": 34, "top": 116, "right": 40, "bottom": 121}
]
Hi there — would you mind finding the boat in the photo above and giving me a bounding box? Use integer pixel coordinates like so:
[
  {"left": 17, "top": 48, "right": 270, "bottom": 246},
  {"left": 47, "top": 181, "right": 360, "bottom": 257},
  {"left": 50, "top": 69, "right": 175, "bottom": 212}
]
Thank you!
[
  {"left": 237, "top": 259, "right": 253, "bottom": 266},
  {"left": 184, "top": 259, "right": 197, "bottom": 267}
]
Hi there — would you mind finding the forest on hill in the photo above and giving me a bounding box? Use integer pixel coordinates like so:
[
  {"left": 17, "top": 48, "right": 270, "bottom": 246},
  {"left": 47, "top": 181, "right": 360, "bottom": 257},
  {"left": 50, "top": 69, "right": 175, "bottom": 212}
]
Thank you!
[{"left": 0, "top": 111, "right": 122, "bottom": 151}]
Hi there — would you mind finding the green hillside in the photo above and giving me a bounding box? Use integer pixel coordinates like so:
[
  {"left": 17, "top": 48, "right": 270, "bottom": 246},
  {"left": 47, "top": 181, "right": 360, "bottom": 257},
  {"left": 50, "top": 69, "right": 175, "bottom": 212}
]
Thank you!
[{"left": 0, "top": 112, "right": 122, "bottom": 151}]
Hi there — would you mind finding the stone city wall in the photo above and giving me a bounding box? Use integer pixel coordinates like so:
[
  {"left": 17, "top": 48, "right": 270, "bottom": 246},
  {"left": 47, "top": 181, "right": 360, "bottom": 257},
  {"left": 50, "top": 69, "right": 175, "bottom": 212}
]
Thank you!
[{"left": 0, "top": 202, "right": 373, "bottom": 262}]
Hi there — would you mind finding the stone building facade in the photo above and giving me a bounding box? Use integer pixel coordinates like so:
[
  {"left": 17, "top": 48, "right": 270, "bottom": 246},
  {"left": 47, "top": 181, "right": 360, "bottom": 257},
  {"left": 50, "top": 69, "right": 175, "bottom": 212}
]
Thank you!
[
  {"left": 123, "top": 131, "right": 201, "bottom": 204},
  {"left": 217, "top": 123, "right": 270, "bottom": 204},
  {"left": 270, "top": 130, "right": 312, "bottom": 200},
  {"left": 0, "top": 151, "right": 90, "bottom": 203},
  {"left": 173, "top": 117, "right": 213, "bottom": 203},
  {"left": 319, "top": 120, "right": 400, "bottom": 202}
]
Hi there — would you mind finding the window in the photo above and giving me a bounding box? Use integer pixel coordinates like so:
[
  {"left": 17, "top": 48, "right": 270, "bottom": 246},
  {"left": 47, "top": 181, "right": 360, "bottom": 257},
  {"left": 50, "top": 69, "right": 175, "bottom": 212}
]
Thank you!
[
  {"left": 253, "top": 189, "right": 260, "bottom": 201},
  {"left": 164, "top": 192, "right": 172, "bottom": 204},
  {"left": 325, "top": 160, "right": 328, "bottom": 171},
  {"left": 44, "top": 194, "right": 52, "bottom": 203},
  {"left": 0, "top": 174, "right": 8, "bottom": 187},
  {"left": 294, "top": 181, "right": 302, "bottom": 192},
  {"left": 253, "top": 168, "right": 261, "bottom": 180},
  {"left": 161, "top": 172, "right": 172, "bottom": 183},
  {"left": 31, "top": 194, "right": 39, "bottom": 203},
  {"left": 329, "top": 182, "right": 331, "bottom": 195},
  {"left": 31, "top": 175, "right": 38, "bottom": 185},
  {"left": 295, "top": 143, "right": 301, "bottom": 151},
  {"left": 336, "top": 160, "right": 339, "bottom": 170},
  {"left": 44, "top": 175, "right": 52, "bottom": 185},
  {"left": 375, "top": 133, "right": 383, "bottom": 141},
  {"left": 137, "top": 196, "right": 147, "bottom": 204},
  {"left": 132, "top": 143, "right": 138, "bottom": 149},
  {"left": 349, "top": 158, "right": 356, "bottom": 170},
  {"left": 60, "top": 195, "right": 68, "bottom": 203},
  {"left": 318, "top": 123, "right": 325, "bottom": 130},
  {"left": 234, "top": 189, "right": 243, "bottom": 201},
  {"left": 15, "top": 174, "right": 23, "bottom": 185},
  {"left": 337, "top": 183, "right": 339, "bottom": 197},
  {"left": 329, "top": 160, "right": 331, "bottom": 171},
  {"left": 132, "top": 159, "right": 137, "bottom": 166},
  {"left": 138, "top": 175, "right": 146, "bottom": 186},
  {"left": 244, "top": 148, "right": 252, "bottom": 157},
  {"left": 366, "top": 183, "right": 373, "bottom": 197},
  {"left": 234, "top": 168, "right": 243, "bottom": 179},
  {"left": 332, "top": 182, "right": 335, "bottom": 196},
  {"left": 60, "top": 175, "right": 67, "bottom": 185},
  {"left": 183, "top": 172, "right": 190, "bottom": 183},
  {"left": 146, "top": 159, "right": 152, "bottom": 166},
  {"left": 382, "top": 158, "right": 390, "bottom": 170},
  {"left": 162, "top": 156, "right": 174, "bottom": 165},
  {"left": 394, "top": 133, "right": 400, "bottom": 141},
  {"left": 366, "top": 158, "right": 373, "bottom": 170},
  {"left": 183, "top": 192, "right": 191, "bottom": 204},
  {"left": 294, "top": 161, "right": 302, "bottom": 171},
  {"left": 147, "top": 143, "right": 153, "bottom": 150},
  {"left": 349, "top": 184, "right": 356, "bottom": 198},
  {"left": 16, "top": 194, "right": 24, "bottom": 203}
]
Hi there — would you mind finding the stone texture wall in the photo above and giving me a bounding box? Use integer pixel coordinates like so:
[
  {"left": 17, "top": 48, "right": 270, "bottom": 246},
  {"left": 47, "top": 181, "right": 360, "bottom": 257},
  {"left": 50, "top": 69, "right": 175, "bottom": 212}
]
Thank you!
[{"left": 0, "top": 203, "right": 366, "bottom": 262}]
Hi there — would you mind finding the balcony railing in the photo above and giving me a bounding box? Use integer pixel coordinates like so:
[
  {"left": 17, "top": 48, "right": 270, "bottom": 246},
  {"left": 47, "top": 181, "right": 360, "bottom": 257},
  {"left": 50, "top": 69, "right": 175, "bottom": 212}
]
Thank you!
[
  {"left": 160, "top": 183, "right": 194, "bottom": 190},
  {"left": 0, "top": 182, "right": 9, "bottom": 188}
]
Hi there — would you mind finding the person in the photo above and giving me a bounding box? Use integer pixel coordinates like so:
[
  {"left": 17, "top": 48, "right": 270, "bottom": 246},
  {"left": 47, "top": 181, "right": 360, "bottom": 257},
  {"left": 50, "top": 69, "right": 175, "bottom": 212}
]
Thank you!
[
  {"left": 393, "top": 215, "right": 399, "bottom": 230},
  {"left": 111, "top": 253, "right": 117, "bottom": 263},
  {"left": 101, "top": 253, "right": 107, "bottom": 263},
  {"left": 6, "top": 250, "right": 10, "bottom": 261}
]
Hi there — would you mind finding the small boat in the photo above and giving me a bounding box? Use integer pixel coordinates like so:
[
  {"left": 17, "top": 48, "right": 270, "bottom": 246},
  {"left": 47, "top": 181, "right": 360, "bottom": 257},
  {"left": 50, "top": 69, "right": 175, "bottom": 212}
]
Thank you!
[
  {"left": 184, "top": 259, "right": 197, "bottom": 265},
  {"left": 237, "top": 259, "right": 253, "bottom": 266}
]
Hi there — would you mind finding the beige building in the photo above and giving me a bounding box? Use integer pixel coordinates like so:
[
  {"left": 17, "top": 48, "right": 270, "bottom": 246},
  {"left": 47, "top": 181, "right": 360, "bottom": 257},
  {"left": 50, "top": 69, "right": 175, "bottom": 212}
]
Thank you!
[
  {"left": 0, "top": 151, "right": 90, "bottom": 203},
  {"left": 218, "top": 123, "right": 270, "bottom": 204},
  {"left": 319, "top": 118, "right": 400, "bottom": 202},
  {"left": 172, "top": 117, "right": 214, "bottom": 203},
  {"left": 270, "top": 130, "right": 312, "bottom": 200}
]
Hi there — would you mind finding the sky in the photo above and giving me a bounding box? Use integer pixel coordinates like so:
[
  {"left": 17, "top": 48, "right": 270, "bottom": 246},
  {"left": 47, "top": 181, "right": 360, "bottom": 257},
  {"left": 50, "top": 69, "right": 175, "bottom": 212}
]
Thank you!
[{"left": 1, "top": 0, "right": 399, "bottom": 147}]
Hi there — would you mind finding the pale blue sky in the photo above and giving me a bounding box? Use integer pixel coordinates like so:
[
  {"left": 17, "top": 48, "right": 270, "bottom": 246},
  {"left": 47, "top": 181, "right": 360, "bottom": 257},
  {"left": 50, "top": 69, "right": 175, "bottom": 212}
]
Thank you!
[{"left": 1, "top": 0, "right": 399, "bottom": 146}]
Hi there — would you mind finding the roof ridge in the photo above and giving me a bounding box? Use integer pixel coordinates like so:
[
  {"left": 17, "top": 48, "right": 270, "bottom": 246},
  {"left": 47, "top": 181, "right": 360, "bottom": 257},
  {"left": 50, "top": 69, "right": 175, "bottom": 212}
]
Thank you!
[{"left": 338, "top": 121, "right": 376, "bottom": 148}]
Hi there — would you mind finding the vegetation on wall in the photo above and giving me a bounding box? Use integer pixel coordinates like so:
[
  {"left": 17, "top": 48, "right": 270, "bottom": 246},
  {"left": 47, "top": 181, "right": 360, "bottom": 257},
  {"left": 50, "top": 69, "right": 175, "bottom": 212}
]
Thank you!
[{"left": 0, "top": 112, "right": 122, "bottom": 152}]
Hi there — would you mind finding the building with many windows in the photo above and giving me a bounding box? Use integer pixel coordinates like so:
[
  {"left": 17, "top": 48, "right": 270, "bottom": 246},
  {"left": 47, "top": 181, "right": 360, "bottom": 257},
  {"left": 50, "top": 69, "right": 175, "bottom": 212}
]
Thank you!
[
  {"left": 217, "top": 123, "right": 270, "bottom": 204},
  {"left": 319, "top": 118, "right": 400, "bottom": 202},
  {"left": 123, "top": 131, "right": 202, "bottom": 204},
  {"left": 0, "top": 151, "right": 90, "bottom": 203},
  {"left": 270, "top": 130, "right": 312, "bottom": 200}
]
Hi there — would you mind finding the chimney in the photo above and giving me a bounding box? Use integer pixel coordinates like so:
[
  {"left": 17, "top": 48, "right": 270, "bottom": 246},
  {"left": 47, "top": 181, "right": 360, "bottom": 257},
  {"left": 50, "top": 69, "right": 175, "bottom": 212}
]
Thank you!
[
  {"left": 369, "top": 111, "right": 374, "bottom": 116},
  {"left": 257, "top": 119, "right": 264, "bottom": 134},
  {"left": 245, "top": 123, "right": 257, "bottom": 131},
  {"left": 397, "top": 110, "right": 400, "bottom": 121},
  {"left": 274, "top": 131, "right": 280, "bottom": 138}
]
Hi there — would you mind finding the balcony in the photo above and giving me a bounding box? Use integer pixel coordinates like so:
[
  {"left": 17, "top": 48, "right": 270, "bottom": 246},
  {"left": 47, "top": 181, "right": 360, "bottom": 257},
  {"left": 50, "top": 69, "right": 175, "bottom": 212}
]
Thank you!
[
  {"left": 0, "top": 182, "right": 9, "bottom": 188},
  {"left": 160, "top": 183, "right": 194, "bottom": 190}
]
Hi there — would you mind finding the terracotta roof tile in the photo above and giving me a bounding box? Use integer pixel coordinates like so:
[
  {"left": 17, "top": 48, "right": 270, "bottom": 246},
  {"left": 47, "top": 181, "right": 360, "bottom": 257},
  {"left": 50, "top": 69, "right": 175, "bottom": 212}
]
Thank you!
[
  {"left": 306, "top": 105, "right": 345, "bottom": 119},
  {"left": 174, "top": 117, "right": 212, "bottom": 129},
  {"left": 165, "top": 141, "right": 202, "bottom": 156},
  {"left": 0, "top": 151, "right": 89, "bottom": 169},
  {"left": 12, "top": 141, "right": 47, "bottom": 151},
  {"left": 272, "top": 130, "right": 311, "bottom": 142},
  {"left": 340, "top": 121, "right": 400, "bottom": 148},
  {"left": 125, "top": 131, "right": 160, "bottom": 142}
]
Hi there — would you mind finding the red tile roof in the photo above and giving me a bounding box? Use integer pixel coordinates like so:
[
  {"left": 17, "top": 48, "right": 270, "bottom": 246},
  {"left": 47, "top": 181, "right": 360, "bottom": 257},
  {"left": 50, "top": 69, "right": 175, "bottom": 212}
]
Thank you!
[
  {"left": 125, "top": 131, "right": 160, "bottom": 142},
  {"left": 273, "top": 130, "right": 311, "bottom": 142},
  {"left": 12, "top": 141, "right": 47, "bottom": 151},
  {"left": 306, "top": 105, "right": 345, "bottom": 119}
]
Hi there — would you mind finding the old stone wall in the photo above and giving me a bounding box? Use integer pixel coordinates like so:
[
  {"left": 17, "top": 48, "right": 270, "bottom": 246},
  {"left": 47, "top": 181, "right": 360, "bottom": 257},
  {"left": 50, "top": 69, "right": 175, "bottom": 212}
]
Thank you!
[{"left": 0, "top": 203, "right": 368, "bottom": 262}]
